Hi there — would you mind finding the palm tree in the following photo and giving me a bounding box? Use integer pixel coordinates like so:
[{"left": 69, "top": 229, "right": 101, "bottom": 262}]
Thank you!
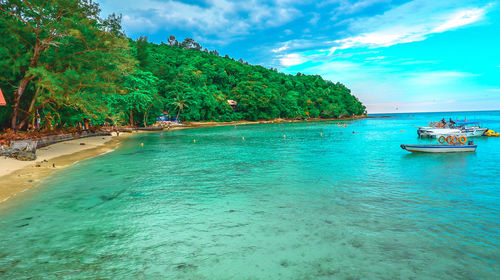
[{"left": 171, "top": 96, "right": 188, "bottom": 122}]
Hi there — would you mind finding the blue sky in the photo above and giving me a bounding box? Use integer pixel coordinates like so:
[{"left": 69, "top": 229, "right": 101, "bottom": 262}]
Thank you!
[{"left": 97, "top": 0, "right": 500, "bottom": 113}]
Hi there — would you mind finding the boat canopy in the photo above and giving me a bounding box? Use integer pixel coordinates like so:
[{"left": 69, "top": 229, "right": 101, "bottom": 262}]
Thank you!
[{"left": 455, "top": 121, "right": 480, "bottom": 126}]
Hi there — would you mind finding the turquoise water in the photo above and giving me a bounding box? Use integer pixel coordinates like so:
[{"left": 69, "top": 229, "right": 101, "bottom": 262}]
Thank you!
[{"left": 0, "top": 111, "right": 499, "bottom": 279}]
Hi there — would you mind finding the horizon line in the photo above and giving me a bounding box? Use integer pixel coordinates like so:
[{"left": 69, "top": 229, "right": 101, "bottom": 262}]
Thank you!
[{"left": 368, "top": 109, "right": 500, "bottom": 115}]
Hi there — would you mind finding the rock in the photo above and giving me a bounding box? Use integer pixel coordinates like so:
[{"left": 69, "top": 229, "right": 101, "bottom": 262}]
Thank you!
[
  {"left": 80, "top": 143, "right": 86, "bottom": 145},
  {"left": 10, "top": 140, "right": 37, "bottom": 153},
  {"left": 16, "top": 151, "right": 36, "bottom": 161}
]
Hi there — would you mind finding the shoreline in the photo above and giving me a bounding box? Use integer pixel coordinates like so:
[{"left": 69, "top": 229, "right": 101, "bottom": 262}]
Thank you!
[
  {"left": 0, "top": 135, "right": 128, "bottom": 204},
  {"left": 172, "top": 115, "right": 367, "bottom": 130},
  {"left": 0, "top": 115, "right": 365, "bottom": 205}
]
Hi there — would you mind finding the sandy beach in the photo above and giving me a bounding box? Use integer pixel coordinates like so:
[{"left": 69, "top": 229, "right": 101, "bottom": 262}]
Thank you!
[{"left": 0, "top": 135, "right": 127, "bottom": 203}]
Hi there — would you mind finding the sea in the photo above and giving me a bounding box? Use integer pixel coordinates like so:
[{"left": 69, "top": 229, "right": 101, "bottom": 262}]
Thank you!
[{"left": 0, "top": 111, "right": 499, "bottom": 279}]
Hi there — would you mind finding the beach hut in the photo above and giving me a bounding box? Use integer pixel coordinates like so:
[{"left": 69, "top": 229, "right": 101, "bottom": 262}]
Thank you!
[{"left": 0, "top": 88, "right": 6, "bottom": 106}]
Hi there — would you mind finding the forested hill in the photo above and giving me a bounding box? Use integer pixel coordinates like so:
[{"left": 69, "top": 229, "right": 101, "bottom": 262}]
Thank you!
[
  {"left": 142, "top": 40, "right": 366, "bottom": 122},
  {"left": 0, "top": 0, "right": 365, "bottom": 131}
]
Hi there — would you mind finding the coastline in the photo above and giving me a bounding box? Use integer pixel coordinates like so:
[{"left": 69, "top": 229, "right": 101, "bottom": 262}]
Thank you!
[
  {"left": 0, "top": 135, "right": 127, "bottom": 204},
  {"left": 173, "top": 115, "right": 367, "bottom": 130},
  {"left": 0, "top": 115, "right": 365, "bottom": 204}
]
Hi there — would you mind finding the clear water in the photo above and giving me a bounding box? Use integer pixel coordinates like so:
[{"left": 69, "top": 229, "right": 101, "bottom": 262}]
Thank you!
[{"left": 0, "top": 111, "right": 499, "bottom": 279}]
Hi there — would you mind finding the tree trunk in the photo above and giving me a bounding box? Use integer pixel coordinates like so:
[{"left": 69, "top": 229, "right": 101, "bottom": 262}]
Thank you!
[
  {"left": 176, "top": 108, "right": 181, "bottom": 122},
  {"left": 18, "top": 86, "right": 41, "bottom": 130},
  {"left": 11, "top": 41, "right": 42, "bottom": 131},
  {"left": 143, "top": 103, "right": 152, "bottom": 127},
  {"left": 11, "top": 77, "right": 31, "bottom": 130},
  {"left": 130, "top": 109, "right": 134, "bottom": 126}
]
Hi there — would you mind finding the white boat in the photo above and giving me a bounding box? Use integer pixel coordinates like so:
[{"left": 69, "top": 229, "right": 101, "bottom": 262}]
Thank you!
[
  {"left": 417, "top": 121, "right": 487, "bottom": 138},
  {"left": 417, "top": 127, "right": 487, "bottom": 138},
  {"left": 401, "top": 144, "right": 477, "bottom": 153}
]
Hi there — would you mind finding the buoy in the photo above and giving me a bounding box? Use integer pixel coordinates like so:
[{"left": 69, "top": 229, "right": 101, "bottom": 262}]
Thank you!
[
  {"left": 320, "top": 133, "right": 323, "bottom": 136},
  {"left": 193, "top": 139, "right": 196, "bottom": 143},
  {"left": 352, "top": 131, "right": 355, "bottom": 133},
  {"left": 242, "top": 137, "right": 245, "bottom": 140},
  {"left": 140, "top": 143, "right": 144, "bottom": 147}
]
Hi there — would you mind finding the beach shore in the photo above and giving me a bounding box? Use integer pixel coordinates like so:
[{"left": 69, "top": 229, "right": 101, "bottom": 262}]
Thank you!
[
  {"left": 0, "top": 135, "right": 127, "bottom": 203},
  {"left": 0, "top": 115, "right": 365, "bottom": 204}
]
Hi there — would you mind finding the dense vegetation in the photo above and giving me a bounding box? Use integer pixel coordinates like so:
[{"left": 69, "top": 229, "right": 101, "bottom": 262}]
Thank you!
[{"left": 0, "top": 0, "right": 365, "bottom": 131}]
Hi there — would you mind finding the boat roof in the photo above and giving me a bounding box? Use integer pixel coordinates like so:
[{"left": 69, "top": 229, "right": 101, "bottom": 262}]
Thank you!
[{"left": 455, "top": 121, "right": 479, "bottom": 125}]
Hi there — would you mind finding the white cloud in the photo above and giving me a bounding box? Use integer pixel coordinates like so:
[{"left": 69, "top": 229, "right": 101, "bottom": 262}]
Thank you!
[
  {"left": 99, "top": 0, "right": 301, "bottom": 41},
  {"left": 432, "top": 8, "right": 485, "bottom": 33},
  {"left": 309, "top": 12, "right": 320, "bottom": 25},
  {"left": 328, "top": 0, "right": 391, "bottom": 18},
  {"left": 329, "top": 0, "right": 490, "bottom": 53},
  {"left": 272, "top": 44, "right": 289, "bottom": 53},
  {"left": 279, "top": 53, "right": 306, "bottom": 67},
  {"left": 365, "top": 56, "right": 385, "bottom": 61}
]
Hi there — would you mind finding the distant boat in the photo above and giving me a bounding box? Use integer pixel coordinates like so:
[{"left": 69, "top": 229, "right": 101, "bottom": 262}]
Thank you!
[{"left": 401, "top": 144, "right": 477, "bottom": 153}]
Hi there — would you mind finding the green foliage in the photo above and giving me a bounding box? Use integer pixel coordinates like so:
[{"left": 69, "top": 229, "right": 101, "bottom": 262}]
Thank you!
[
  {"left": 0, "top": 0, "right": 365, "bottom": 131},
  {"left": 144, "top": 42, "right": 366, "bottom": 122}
]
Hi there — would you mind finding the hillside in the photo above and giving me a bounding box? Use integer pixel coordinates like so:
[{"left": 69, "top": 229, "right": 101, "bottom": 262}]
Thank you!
[{"left": 0, "top": 0, "right": 365, "bottom": 131}]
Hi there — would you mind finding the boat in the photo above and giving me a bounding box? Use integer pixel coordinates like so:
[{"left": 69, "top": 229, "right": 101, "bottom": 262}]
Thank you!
[
  {"left": 401, "top": 143, "right": 477, "bottom": 153},
  {"left": 417, "top": 121, "right": 487, "bottom": 138},
  {"left": 402, "top": 135, "right": 477, "bottom": 153}
]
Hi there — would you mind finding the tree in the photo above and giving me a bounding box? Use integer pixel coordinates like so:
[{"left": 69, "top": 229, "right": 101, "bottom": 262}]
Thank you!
[
  {"left": 111, "top": 70, "right": 158, "bottom": 126},
  {"left": 0, "top": 0, "right": 133, "bottom": 130},
  {"left": 167, "top": 35, "right": 178, "bottom": 46},
  {"left": 171, "top": 95, "right": 188, "bottom": 121},
  {"left": 180, "top": 38, "right": 202, "bottom": 51},
  {"left": 136, "top": 36, "right": 150, "bottom": 69}
]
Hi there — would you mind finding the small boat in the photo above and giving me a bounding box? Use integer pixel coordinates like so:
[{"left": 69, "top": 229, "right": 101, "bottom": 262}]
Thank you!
[{"left": 401, "top": 144, "right": 477, "bottom": 153}]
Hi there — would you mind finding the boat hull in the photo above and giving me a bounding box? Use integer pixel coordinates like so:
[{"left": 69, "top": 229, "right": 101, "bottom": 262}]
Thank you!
[{"left": 401, "top": 144, "right": 477, "bottom": 153}]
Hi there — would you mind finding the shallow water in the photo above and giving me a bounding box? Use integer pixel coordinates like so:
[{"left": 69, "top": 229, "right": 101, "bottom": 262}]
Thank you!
[{"left": 0, "top": 111, "right": 499, "bottom": 279}]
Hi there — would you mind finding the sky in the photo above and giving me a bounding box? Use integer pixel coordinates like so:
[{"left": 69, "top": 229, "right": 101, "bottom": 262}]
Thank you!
[{"left": 96, "top": 0, "right": 500, "bottom": 113}]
